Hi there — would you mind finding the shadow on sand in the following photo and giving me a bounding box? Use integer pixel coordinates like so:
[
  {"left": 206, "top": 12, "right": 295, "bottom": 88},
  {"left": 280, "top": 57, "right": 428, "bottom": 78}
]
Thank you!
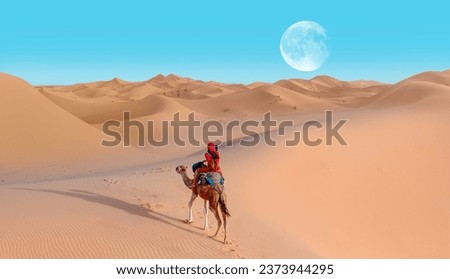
[{"left": 12, "top": 187, "right": 217, "bottom": 240}]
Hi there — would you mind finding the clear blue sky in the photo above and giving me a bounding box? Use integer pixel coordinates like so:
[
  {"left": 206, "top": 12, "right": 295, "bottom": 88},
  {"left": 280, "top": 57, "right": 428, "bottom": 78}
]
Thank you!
[{"left": 1, "top": 0, "right": 449, "bottom": 85}]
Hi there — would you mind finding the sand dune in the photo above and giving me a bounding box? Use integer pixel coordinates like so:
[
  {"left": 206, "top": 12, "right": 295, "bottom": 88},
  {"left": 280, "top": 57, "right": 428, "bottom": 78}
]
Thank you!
[
  {"left": 406, "top": 70, "right": 450, "bottom": 86},
  {"left": 38, "top": 73, "right": 388, "bottom": 123},
  {"left": 368, "top": 81, "right": 450, "bottom": 107},
  {"left": 275, "top": 76, "right": 388, "bottom": 106},
  {"left": 365, "top": 70, "right": 450, "bottom": 107},
  {"left": 223, "top": 106, "right": 450, "bottom": 257},
  {"left": 0, "top": 73, "right": 150, "bottom": 182},
  {"left": 175, "top": 84, "right": 340, "bottom": 118},
  {"left": 41, "top": 89, "right": 192, "bottom": 124},
  {"left": 39, "top": 79, "right": 163, "bottom": 102},
  {"left": 1, "top": 70, "right": 449, "bottom": 258}
]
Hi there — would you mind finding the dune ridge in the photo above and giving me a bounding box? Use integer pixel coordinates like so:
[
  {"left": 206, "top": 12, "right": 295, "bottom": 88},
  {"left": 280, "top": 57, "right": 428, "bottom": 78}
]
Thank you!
[{"left": 0, "top": 73, "right": 151, "bottom": 182}]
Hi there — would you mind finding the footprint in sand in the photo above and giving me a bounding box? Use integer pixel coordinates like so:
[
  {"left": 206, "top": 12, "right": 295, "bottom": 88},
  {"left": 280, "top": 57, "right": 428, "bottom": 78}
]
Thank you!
[
  {"left": 103, "top": 178, "right": 120, "bottom": 186},
  {"left": 141, "top": 202, "right": 168, "bottom": 212},
  {"left": 220, "top": 239, "right": 243, "bottom": 258},
  {"left": 155, "top": 166, "right": 172, "bottom": 173}
]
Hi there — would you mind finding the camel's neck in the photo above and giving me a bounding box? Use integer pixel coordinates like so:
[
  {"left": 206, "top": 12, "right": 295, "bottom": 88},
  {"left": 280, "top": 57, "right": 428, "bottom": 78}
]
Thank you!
[{"left": 180, "top": 171, "right": 194, "bottom": 188}]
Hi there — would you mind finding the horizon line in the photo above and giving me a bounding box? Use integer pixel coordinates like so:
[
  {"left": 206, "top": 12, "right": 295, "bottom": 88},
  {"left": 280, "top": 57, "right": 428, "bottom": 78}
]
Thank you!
[{"left": 3, "top": 68, "right": 449, "bottom": 87}]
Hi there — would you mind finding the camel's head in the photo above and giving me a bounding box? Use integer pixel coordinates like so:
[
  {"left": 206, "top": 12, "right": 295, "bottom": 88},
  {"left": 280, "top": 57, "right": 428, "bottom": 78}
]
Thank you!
[{"left": 175, "top": 165, "right": 188, "bottom": 174}]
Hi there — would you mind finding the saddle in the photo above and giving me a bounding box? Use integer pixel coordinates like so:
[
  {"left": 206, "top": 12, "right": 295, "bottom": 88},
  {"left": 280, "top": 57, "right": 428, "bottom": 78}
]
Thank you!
[
  {"left": 195, "top": 172, "right": 224, "bottom": 187},
  {"left": 196, "top": 173, "right": 208, "bottom": 186}
]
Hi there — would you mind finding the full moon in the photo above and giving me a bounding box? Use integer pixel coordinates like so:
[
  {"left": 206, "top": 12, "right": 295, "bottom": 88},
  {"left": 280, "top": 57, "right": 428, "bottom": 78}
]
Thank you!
[{"left": 280, "top": 21, "right": 329, "bottom": 72}]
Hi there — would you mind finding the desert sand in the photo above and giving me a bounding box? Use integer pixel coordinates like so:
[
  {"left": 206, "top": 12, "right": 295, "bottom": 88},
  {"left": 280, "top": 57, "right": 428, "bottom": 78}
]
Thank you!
[{"left": 1, "top": 70, "right": 449, "bottom": 258}]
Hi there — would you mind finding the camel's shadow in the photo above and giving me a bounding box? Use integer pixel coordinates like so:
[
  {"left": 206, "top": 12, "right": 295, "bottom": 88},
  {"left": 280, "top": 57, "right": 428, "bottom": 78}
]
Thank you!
[{"left": 12, "top": 187, "right": 210, "bottom": 239}]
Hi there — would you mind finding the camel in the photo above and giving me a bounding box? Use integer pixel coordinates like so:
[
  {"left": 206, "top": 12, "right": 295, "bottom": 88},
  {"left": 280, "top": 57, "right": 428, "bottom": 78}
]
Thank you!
[{"left": 175, "top": 165, "right": 230, "bottom": 243}]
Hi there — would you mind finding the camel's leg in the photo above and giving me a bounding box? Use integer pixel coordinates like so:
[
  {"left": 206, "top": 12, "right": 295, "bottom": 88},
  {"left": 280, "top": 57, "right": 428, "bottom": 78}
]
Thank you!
[
  {"left": 203, "top": 200, "right": 209, "bottom": 230},
  {"left": 210, "top": 206, "right": 222, "bottom": 238},
  {"left": 221, "top": 209, "right": 228, "bottom": 244},
  {"left": 186, "top": 192, "right": 197, "bottom": 224}
]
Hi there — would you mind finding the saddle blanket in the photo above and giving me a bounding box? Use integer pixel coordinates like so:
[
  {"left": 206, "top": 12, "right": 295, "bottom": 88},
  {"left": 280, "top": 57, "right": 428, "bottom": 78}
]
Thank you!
[{"left": 196, "top": 172, "right": 224, "bottom": 187}]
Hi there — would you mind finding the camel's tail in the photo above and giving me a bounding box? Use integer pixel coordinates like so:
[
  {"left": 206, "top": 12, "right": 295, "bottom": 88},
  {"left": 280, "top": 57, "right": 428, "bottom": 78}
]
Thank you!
[{"left": 219, "top": 192, "right": 231, "bottom": 218}]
